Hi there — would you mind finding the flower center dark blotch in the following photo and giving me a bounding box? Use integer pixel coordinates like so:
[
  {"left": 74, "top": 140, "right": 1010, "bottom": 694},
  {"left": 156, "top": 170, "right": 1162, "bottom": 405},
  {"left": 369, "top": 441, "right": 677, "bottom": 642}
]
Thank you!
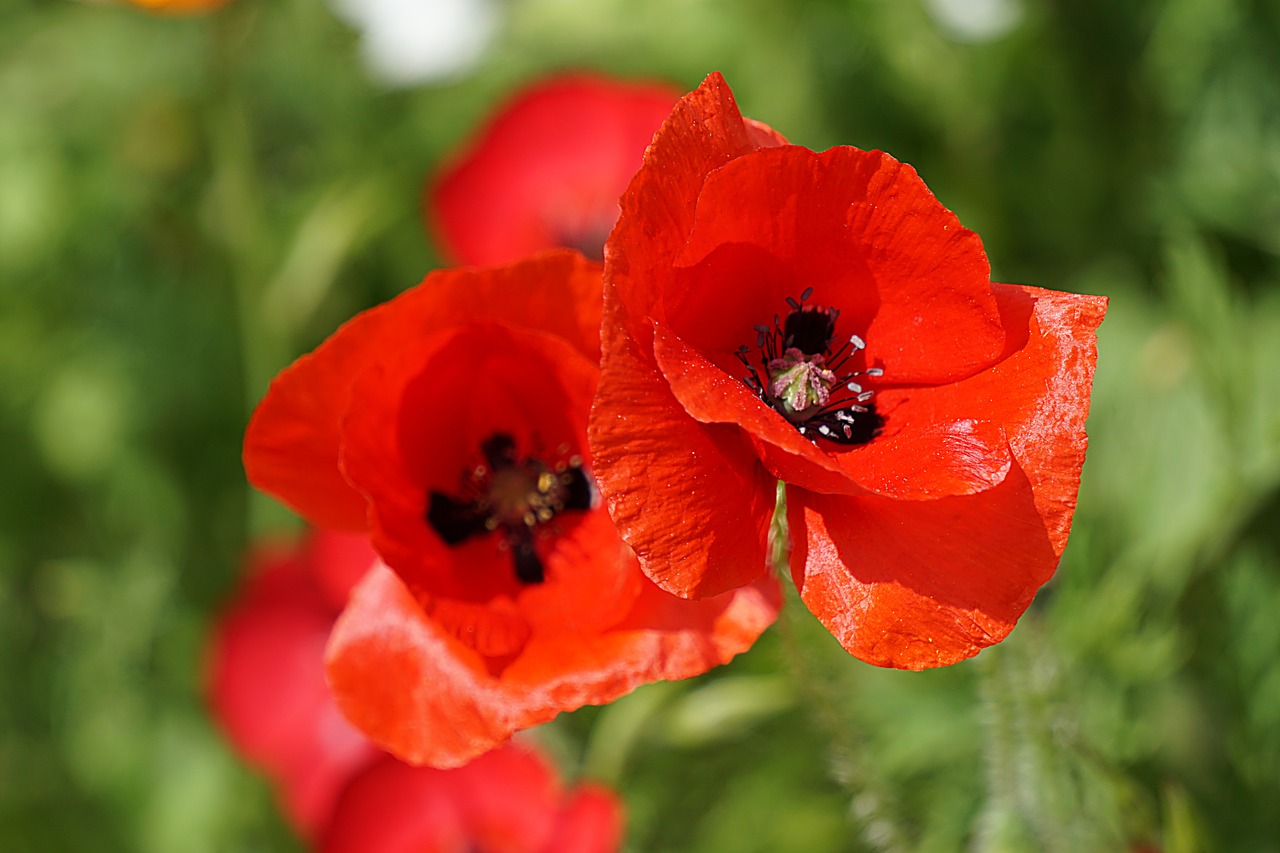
[
  {"left": 735, "top": 287, "right": 885, "bottom": 445},
  {"left": 425, "top": 433, "right": 595, "bottom": 584}
]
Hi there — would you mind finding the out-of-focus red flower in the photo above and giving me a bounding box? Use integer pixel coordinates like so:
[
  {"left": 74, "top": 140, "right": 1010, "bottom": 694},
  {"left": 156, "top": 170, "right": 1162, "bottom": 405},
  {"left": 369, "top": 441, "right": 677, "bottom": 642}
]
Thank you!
[
  {"left": 429, "top": 75, "right": 678, "bottom": 266},
  {"left": 324, "top": 744, "right": 622, "bottom": 853},
  {"left": 209, "top": 531, "right": 623, "bottom": 849},
  {"left": 207, "top": 530, "right": 381, "bottom": 838},
  {"left": 243, "top": 250, "right": 780, "bottom": 768},
  {"left": 588, "top": 73, "right": 1107, "bottom": 670}
]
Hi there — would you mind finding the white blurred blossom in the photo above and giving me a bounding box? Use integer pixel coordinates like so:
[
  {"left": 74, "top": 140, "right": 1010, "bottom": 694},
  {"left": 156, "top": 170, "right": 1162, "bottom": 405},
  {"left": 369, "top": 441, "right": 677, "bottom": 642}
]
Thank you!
[
  {"left": 925, "top": 0, "right": 1023, "bottom": 43},
  {"left": 331, "top": 0, "right": 501, "bottom": 86}
]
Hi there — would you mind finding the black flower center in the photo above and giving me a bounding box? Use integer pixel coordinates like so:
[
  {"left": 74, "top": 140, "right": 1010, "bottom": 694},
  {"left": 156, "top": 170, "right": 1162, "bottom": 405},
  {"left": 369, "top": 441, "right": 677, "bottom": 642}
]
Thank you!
[
  {"left": 425, "top": 433, "right": 595, "bottom": 584},
  {"left": 735, "top": 288, "right": 885, "bottom": 445}
]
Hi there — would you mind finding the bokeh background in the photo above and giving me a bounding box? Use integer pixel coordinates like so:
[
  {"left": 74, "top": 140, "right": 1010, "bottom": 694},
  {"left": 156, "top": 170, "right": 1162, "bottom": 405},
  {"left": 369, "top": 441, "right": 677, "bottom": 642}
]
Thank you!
[{"left": 3, "top": 0, "right": 1280, "bottom": 850}]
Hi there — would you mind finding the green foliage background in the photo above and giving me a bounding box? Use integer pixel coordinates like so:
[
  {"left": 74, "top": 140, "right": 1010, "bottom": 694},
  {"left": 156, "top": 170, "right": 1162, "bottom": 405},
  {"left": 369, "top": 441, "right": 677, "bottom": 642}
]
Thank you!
[{"left": 2, "top": 0, "right": 1279, "bottom": 850}]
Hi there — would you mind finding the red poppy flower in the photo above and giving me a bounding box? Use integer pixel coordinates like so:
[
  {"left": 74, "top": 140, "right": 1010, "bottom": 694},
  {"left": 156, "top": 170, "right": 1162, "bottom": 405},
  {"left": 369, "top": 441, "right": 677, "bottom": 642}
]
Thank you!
[
  {"left": 588, "top": 73, "right": 1107, "bottom": 670},
  {"left": 324, "top": 743, "right": 622, "bottom": 853},
  {"left": 429, "top": 75, "right": 679, "bottom": 266},
  {"left": 243, "top": 250, "right": 781, "bottom": 767},
  {"left": 207, "top": 530, "right": 381, "bottom": 837}
]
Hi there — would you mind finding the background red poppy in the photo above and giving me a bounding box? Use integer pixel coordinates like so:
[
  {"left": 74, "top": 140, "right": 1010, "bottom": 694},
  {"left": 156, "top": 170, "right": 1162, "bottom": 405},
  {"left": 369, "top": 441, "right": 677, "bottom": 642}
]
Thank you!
[
  {"left": 323, "top": 744, "right": 622, "bottom": 853},
  {"left": 206, "top": 530, "right": 381, "bottom": 837},
  {"left": 429, "top": 74, "right": 679, "bottom": 266},
  {"left": 208, "top": 531, "right": 623, "bottom": 851}
]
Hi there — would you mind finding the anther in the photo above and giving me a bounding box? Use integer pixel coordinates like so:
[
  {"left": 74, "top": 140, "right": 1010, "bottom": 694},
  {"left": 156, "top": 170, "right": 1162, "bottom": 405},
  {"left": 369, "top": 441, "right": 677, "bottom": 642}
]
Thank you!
[
  {"left": 425, "top": 433, "right": 597, "bottom": 585},
  {"left": 737, "top": 292, "right": 886, "bottom": 446}
]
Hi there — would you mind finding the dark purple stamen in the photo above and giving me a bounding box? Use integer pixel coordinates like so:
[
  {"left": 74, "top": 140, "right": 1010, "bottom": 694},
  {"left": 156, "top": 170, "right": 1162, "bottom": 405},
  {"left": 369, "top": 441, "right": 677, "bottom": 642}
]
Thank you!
[
  {"left": 735, "top": 290, "right": 884, "bottom": 446},
  {"left": 426, "top": 433, "right": 595, "bottom": 584}
]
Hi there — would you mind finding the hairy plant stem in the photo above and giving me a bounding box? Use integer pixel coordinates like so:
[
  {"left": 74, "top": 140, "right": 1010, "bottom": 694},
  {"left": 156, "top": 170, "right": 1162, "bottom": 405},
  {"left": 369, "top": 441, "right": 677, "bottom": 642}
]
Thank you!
[
  {"left": 974, "top": 617, "right": 1096, "bottom": 853},
  {"left": 772, "top": 483, "right": 909, "bottom": 853}
]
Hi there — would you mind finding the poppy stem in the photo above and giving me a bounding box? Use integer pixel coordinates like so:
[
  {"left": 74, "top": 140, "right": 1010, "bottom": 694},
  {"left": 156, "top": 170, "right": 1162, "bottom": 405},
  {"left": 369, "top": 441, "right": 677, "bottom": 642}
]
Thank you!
[
  {"left": 772, "top": 485, "right": 909, "bottom": 853},
  {"left": 973, "top": 618, "right": 1118, "bottom": 852}
]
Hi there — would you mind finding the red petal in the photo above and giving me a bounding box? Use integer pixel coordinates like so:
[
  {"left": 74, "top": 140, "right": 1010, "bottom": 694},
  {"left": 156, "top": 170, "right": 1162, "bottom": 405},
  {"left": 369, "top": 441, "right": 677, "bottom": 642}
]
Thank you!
[
  {"left": 839, "top": 285, "right": 1100, "bottom": 527},
  {"left": 545, "top": 786, "right": 625, "bottom": 853},
  {"left": 607, "top": 72, "right": 779, "bottom": 332},
  {"left": 323, "top": 745, "right": 612, "bottom": 853},
  {"left": 303, "top": 530, "right": 380, "bottom": 613},
  {"left": 589, "top": 316, "right": 777, "bottom": 598},
  {"left": 323, "top": 757, "right": 467, "bottom": 852},
  {"left": 431, "top": 75, "right": 679, "bottom": 266},
  {"left": 339, "top": 321, "right": 601, "bottom": 603},
  {"left": 515, "top": 508, "right": 645, "bottom": 638},
  {"left": 243, "top": 332, "right": 389, "bottom": 532},
  {"left": 937, "top": 284, "right": 1106, "bottom": 554},
  {"left": 325, "top": 566, "right": 511, "bottom": 768},
  {"left": 243, "top": 254, "right": 604, "bottom": 532},
  {"left": 787, "top": 460, "right": 1059, "bottom": 670},
  {"left": 326, "top": 565, "right": 779, "bottom": 767},
  {"left": 206, "top": 540, "right": 378, "bottom": 836},
  {"left": 830, "top": 418, "right": 1012, "bottom": 499},
  {"left": 669, "top": 146, "right": 1004, "bottom": 385},
  {"left": 503, "top": 573, "right": 783, "bottom": 690}
]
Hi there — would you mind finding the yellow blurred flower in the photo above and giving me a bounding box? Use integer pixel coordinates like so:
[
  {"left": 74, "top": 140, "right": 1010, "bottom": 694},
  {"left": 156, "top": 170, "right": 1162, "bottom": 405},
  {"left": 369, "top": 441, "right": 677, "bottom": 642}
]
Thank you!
[{"left": 125, "top": 0, "right": 234, "bottom": 14}]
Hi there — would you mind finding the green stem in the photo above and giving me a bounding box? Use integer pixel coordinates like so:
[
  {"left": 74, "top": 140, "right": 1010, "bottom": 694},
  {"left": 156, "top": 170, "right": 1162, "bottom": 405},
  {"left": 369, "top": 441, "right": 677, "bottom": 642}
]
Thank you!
[
  {"left": 975, "top": 618, "right": 1095, "bottom": 853},
  {"left": 772, "top": 484, "right": 908, "bottom": 853},
  {"left": 203, "top": 8, "right": 291, "bottom": 536}
]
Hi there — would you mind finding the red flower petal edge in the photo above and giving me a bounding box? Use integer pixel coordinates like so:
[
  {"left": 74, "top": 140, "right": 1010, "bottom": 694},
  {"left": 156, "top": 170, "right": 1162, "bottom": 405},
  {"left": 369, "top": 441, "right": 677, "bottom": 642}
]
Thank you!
[
  {"left": 244, "top": 251, "right": 781, "bottom": 766},
  {"left": 430, "top": 74, "right": 679, "bottom": 266},
  {"left": 322, "top": 744, "right": 623, "bottom": 853},
  {"left": 243, "top": 250, "right": 605, "bottom": 531},
  {"left": 206, "top": 530, "right": 381, "bottom": 837},
  {"left": 326, "top": 563, "right": 781, "bottom": 767},
  {"left": 589, "top": 72, "right": 1106, "bottom": 668}
]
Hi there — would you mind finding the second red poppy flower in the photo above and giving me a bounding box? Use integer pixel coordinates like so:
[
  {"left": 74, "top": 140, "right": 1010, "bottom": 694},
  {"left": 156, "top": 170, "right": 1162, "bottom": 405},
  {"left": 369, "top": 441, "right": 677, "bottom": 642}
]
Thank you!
[{"left": 243, "top": 251, "right": 780, "bottom": 767}]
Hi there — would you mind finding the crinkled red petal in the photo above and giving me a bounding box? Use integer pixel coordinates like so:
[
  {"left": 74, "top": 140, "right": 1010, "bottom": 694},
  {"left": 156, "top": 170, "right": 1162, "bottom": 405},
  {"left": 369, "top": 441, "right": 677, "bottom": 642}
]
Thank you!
[
  {"left": 788, "top": 459, "right": 1059, "bottom": 670},
  {"left": 430, "top": 75, "right": 678, "bottom": 266},
  {"left": 607, "top": 72, "right": 783, "bottom": 334},
  {"left": 831, "top": 418, "right": 1012, "bottom": 499},
  {"left": 325, "top": 566, "right": 507, "bottom": 768},
  {"left": 786, "top": 285, "right": 1104, "bottom": 668},
  {"left": 455, "top": 745, "right": 564, "bottom": 853},
  {"left": 504, "top": 572, "right": 783, "bottom": 689},
  {"left": 866, "top": 284, "right": 1106, "bottom": 551},
  {"left": 326, "top": 565, "right": 779, "bottom": 768},
  {"left": 826, "top": 285, "right": 1105, "bottom": 524},
  {"left": 669, "top": 145, "right": 1004, "bottom": 385},
  {"left": 243, "top": 252, "right": 604, "bottom": 530},
  {"left": 589, "top": 316, "right": 776, "bottom": 598}
]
